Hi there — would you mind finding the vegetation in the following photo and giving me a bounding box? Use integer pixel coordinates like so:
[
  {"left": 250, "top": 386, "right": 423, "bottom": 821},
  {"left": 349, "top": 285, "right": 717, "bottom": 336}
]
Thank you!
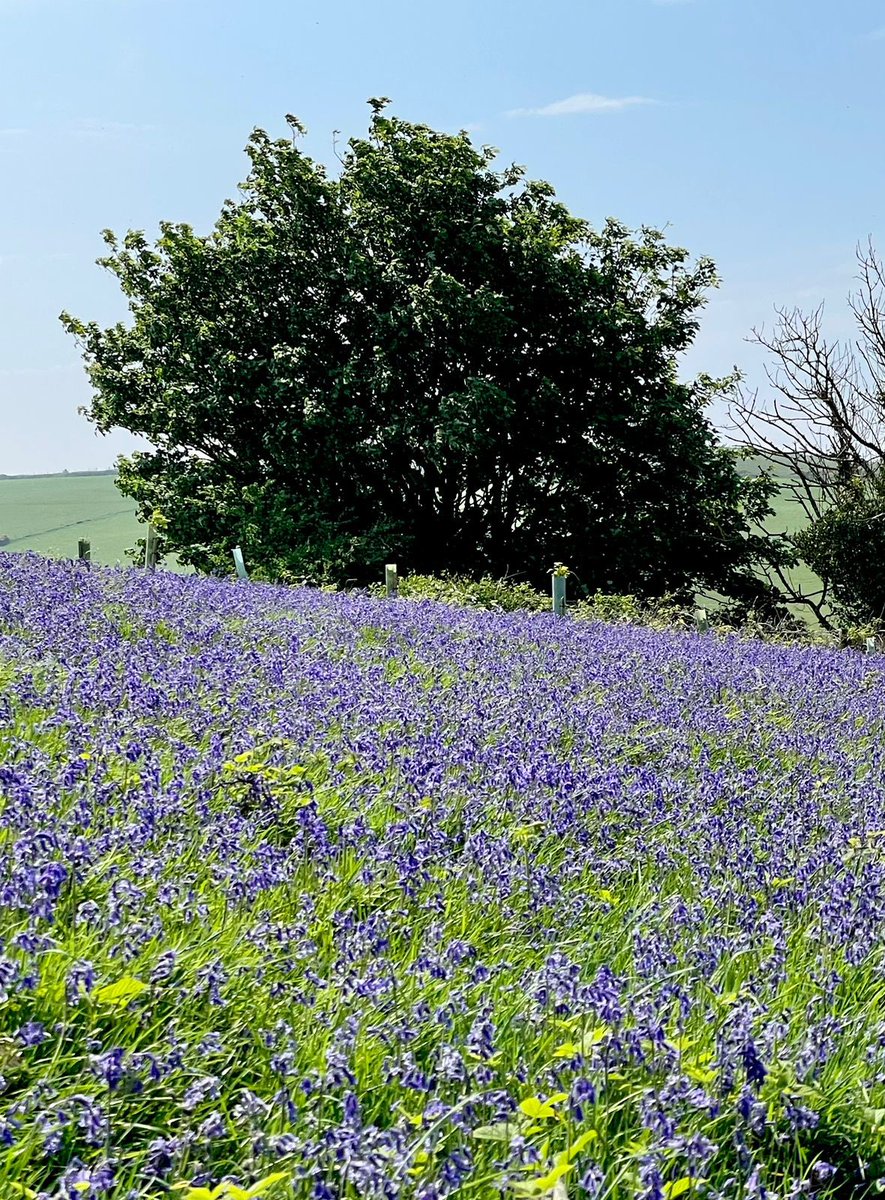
[
  {"left": 732, "top": 240, "right": 885, "bottom": 627},
  {"left": 64, "top": 102, "right": 786, "bottom": 606},
  {"left": 0, "top": 474, "right": 138, "bottom": 565},
  {"left": 795, "top": 474, "right": 885, "bottom": 626},
  {"left": 1, "top": 555, "right": 885, "bottom": 1197}
]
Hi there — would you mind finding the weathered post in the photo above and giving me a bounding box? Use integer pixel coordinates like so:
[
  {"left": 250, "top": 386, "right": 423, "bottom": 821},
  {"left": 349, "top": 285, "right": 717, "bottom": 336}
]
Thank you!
[
  {"left": 385, "top": 563, "right": 399, "bottom": 598},
  {"left": 551, "top": 563, "right": 568, "bottom": 616},
  {"left": 865, "top": 636, "right": 877, "bottom": 656},
  {"left": 144, "top": 524, "right": 159, "bottom": 572},
  {"left": 232, "top": 546, "right": 249, "bottom": 581},
  {"left": 694, "top": 607, "right": 710, "bottom": 633},
  {"left": 77, "top": 539, "right": 91, "bottom": 563}
]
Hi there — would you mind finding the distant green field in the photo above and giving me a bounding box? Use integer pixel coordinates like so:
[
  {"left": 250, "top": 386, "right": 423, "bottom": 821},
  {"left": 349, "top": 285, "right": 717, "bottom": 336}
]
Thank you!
[
  {"left": 0, "top": 473, "right": 144, "bottom": 566},
  {"left": 733, "top": 451, "right": 826, "bottom": 610}
]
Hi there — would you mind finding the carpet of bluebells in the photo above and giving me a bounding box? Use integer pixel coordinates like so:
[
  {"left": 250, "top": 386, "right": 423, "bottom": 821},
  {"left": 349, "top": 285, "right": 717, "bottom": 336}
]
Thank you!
[{"left": 2, "top": 555, "right": 885, "bottom": 1200}]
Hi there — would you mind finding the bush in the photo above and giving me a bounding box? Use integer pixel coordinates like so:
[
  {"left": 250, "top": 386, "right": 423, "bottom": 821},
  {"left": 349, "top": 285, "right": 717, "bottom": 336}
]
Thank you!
[{"left": 369, "top": 572, "right": 550, "bottom": 613}]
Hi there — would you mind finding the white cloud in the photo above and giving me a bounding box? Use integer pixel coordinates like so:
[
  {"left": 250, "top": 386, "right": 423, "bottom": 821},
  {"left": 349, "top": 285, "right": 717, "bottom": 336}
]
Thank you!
[{"left": 507, "top": 92, "right": 655, "bottom": 118}]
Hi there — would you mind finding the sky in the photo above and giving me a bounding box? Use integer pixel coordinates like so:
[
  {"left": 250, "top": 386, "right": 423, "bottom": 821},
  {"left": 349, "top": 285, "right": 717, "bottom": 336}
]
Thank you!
[{"left": 1, "top": 0, "right": 884, "bottom": 475}]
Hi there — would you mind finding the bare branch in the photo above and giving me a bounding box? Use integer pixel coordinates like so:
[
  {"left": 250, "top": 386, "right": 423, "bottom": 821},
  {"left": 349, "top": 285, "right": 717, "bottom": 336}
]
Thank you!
[{"left": 728, "top": 240, "right": 885, "bottom": 624}]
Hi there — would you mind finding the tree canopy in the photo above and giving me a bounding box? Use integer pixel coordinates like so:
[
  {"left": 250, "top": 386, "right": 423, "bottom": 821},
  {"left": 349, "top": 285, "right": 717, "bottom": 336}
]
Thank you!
[{"left": 63, "top": 101, "right": 782, "bottom": 599}]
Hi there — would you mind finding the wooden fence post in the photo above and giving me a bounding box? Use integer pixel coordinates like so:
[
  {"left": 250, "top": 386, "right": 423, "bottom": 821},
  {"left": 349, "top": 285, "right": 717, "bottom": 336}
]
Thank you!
[
  {"left": 77, "top": 539, "right": 91, "bottom": 563},
  {"left": 144, "top": 524, "right": 159, "bottom": 571},
  {"left": 865, "top": 636, "right": 877, "bottom": 656},
  {"left": 385, "top": 563, "right": 399, "bottom": 598},
  {"left": 232, "top": 546, "right": 249, "bottom": 580},
  {"left": 694, "top": 607, "right": 710, "bottom": 633}
]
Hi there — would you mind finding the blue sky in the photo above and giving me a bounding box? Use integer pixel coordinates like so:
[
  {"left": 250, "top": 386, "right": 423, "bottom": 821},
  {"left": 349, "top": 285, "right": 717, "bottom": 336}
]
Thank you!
[{"left": 2, "top": 0, "right": 884, "bottom": 474}]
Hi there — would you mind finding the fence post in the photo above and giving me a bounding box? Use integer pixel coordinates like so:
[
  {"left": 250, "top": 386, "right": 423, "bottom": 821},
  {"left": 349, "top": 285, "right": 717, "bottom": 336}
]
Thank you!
[
  {"left": 144, "top": 524, "right": 159, "bottom": 571},
  {"left": 385, "top": 563, "right": 399, "bottom": 598},
  {"left": 551, "top": 565, "right": 567, "bottom": 616},
  {"left": 694, "top": 607, "right": 710, "bottom": 633},
  {"left": 865, "top": 636, "right": 877, "bottom": 656},
  {"left": 232, "top": 546, "right": 249, "bottom": 581},
  {"left": 77, "top": 539, "right": 91, "bottom": 563}
]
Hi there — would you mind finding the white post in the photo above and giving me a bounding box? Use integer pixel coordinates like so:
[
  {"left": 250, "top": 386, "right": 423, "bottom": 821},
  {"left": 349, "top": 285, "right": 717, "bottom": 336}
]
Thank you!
[
  {"left": 865, "top": 636, "right": 877, "bottom": 655},
  {"left": 385, "top": 563, "right": 398, "bottom": 598},
  {"left": 144, "top": 524, "right": 158, "bottom": 572},
  {"left": 551, "top": 573, "right": 567, "bottom": 616},
  {"left": 232, "top": 546, "right": 249, "bottom": 580},
  {"left": 695, "top": 607, "right": 710, "bottom": 633}
]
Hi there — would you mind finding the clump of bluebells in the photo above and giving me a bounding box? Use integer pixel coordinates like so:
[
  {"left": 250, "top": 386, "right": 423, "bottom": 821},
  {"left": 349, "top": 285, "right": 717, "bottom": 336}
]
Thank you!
[{"left": 0, "top": 553, "right": 884, "bottom": 1197}]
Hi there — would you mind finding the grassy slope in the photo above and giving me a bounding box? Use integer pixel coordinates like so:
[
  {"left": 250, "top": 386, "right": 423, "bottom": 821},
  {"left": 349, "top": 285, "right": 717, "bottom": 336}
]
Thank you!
[
  {"left": 733, "top": 451, "right": 825, "bottom": 607},
  {"left": 0, "top": 474, "right": 139, "bottom": 565}
]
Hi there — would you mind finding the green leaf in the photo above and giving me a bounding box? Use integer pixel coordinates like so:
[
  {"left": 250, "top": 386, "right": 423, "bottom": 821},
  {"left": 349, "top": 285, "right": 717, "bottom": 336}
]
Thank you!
[
  {"left": 513, "top": 1161, "right": 575, "bottom": 1195},
  {"left": 473, "top": 1122, "right": 515, "bottom": 1141},
  {"left": 94, "top": 975, "right": 149, "bottom": 1006},
  {"left": 664, "top": 1178, "right": 696, "bottom": 1199},
  {"left": 684, "top": 1064, "right": 717, "bottom": 1085},
  {"left": 567, "top": 1129, "right": 598, "bottom": 1160},
  {"left": 553, "top": 1041, "right": 579, "bottom": 1058},
  {"left": 245, "top": 1173, "right": 290, "bottom": 1197},
  {"left": 519, "top": 1097, "right": 557, "bottom": 1120}
]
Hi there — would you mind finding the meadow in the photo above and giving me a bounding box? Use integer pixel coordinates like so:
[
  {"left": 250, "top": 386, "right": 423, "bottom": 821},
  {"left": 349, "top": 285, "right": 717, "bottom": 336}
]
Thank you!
[
  {"left": 733, "top": 454, "right": 823, "bottom": 606},
  {"left": 0, "top": 475, "right": 139, "bottom": 566},
  {"left": 0, "top": 552, "right": 883, "bottom": 1198}
]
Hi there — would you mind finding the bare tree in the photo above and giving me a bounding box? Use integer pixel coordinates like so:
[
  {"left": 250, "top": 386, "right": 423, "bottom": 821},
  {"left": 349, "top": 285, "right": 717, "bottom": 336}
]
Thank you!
[{"left": 730, "top": 239, "right": 885, "bottom": 627}]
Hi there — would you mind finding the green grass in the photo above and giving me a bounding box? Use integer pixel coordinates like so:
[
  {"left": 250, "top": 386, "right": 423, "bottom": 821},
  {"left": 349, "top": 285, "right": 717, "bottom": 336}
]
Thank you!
[
  {"left": 0, "top": 474, "right": 192, "bottom": 572},
  {"left": 0, "top": 474, "right": 139, "bottom": 565},
  {"left": 734, "top": 451, "right": 827, "bottom": 611}
]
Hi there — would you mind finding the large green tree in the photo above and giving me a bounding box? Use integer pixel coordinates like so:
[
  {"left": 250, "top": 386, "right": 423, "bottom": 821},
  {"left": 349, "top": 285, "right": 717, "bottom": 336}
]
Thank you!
[{"left": 63, "top": 100, "right": 781, "bottom": 598}]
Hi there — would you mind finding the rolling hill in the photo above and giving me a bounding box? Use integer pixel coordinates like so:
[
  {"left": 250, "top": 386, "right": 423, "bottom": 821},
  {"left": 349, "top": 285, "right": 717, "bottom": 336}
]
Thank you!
[{"left": 0, "top": 472, "right": 147, "bottom": 566}]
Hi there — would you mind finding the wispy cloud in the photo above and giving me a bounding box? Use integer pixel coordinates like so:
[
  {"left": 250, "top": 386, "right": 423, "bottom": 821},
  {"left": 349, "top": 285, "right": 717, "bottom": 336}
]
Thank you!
[{"left": 507, "top": 92, "right": 655, "bottom": 118}]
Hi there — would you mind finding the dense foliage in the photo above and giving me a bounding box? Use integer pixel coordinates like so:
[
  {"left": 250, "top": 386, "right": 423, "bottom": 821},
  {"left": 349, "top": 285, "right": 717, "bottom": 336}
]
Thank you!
[
  {"left": 63, "top": 103, "right": 781, "bottom": 602},
  {"left": 1, "top": 554, "right": 885, "bottom": 1196}
]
